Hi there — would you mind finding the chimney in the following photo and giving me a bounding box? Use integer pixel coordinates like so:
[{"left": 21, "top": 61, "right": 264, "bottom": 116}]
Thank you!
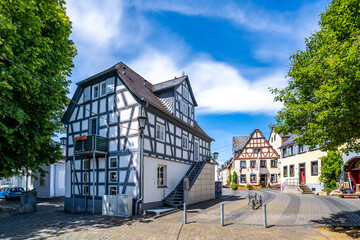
[{"left": 122, "top": 67, "right": 126, "bottom": 75}]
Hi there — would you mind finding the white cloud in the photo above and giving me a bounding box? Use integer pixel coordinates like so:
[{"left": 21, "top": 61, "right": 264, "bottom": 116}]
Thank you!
[{"left": 129, "top": 50, "right": 286, "bottom": 115}]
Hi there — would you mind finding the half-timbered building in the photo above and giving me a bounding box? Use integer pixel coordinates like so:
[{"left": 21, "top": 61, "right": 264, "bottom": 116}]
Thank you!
[
  {"left": 233, "top": 129, "right": 280, "bottom": 186},
  {"left": 62, "top": 62, "right": 214, "bottom": 214}
]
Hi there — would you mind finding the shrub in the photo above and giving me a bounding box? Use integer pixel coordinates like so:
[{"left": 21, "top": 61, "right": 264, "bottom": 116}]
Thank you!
[
  {"left": 227, "top": 173, "right": 232, "bottom": 185},
  {"left": 247, "top": 184, "right": 254, "bottom": 190},
  {"left": 230, "top": 183, "right": 238, "bottom": 190},
  {"left": 267, "top": 183, "right": 271, "bottom": 188},
  {"left": 232, "top": 171, "right": 238, "bottom": 184}
]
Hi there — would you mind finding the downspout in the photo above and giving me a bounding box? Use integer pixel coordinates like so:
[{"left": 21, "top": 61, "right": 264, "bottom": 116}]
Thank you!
[{"left": 135, "top": 100, "right": 148, "bottom": 215}]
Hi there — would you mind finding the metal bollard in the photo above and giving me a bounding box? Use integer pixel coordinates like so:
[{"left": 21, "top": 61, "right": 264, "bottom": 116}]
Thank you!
[
  {"left": 263, "top": 203, "right": 267, "bottom": 228},
  {"left": 184, "top": 202, "right": 187, "bottom": 224},
  {"left": 220, "top": 203, "right": 224, "bottom": 226}
]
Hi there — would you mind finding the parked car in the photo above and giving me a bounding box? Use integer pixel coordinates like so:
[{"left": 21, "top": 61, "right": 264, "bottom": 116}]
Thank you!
[{"left": 0, "top": 186, "right": 25, "bottom": 200}]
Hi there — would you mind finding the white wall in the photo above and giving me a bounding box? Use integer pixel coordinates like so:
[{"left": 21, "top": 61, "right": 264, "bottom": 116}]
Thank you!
[{"left": 143, "top": 156, "right": 190, "bottom": 204}]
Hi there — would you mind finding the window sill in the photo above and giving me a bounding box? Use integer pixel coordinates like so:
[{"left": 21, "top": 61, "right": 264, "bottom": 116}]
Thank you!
[{"left": 157, "top": 185, "right": 167, "bottom": 189}]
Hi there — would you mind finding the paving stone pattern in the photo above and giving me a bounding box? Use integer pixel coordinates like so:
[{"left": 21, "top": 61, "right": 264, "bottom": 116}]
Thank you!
[{"left": 1, "top": 190, "right": 360, "bottom": 239}]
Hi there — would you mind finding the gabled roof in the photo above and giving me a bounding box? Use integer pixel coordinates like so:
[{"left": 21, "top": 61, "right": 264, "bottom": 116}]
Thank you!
[
  {"left": 152, "top": 76, "right": 186, "bottom": 92},
  {"left": 62, "top": 62, "right": 212, "bottom": 141},
  {"left": 233, "top": 136, "right": 251, "bottom": 152},
  {"left": 152, "top": 75, "right": 198, "bottom": 107}
]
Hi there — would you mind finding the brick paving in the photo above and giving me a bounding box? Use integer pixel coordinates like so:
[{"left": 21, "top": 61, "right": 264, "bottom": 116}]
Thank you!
[{"left": 1, "top": 190, "right": 360, "bottom": 239}]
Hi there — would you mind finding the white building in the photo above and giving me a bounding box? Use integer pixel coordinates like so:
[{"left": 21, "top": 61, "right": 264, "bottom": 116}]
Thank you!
[{"left": 62, "top": 62, "right": 215, "bottom": 213}]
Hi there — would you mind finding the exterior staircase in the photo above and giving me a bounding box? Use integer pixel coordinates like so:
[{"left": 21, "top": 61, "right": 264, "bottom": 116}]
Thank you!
[
  {"left": 299, "top": 185, "right": 314, "bottom": 194},
  {"left": 163, "top": 161, "right": 206, "bottom": 208}
]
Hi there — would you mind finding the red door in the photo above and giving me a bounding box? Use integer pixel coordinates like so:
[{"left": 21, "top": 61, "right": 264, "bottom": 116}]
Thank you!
[{"left": 300, "top": 169, "right": 305, "bottom": 184}]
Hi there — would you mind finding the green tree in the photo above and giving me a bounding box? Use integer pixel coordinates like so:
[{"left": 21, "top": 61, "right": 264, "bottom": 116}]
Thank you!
[
  {"left": 0, "top": 0, "right": 76, "bottom": 178},
  {"left": 232, "top": 171, "right": 237, "bottom": 184},
  {"left": 271, "top": 0, "right": 360, "bottom": 154},
  {"left": 319, "top": 151, "right": 343, "bottom": 191}
]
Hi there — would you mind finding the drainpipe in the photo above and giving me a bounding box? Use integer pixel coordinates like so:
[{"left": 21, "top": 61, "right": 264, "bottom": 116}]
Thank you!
[{"left": 135, "top": 103, "right": 147, "bottom": 215}]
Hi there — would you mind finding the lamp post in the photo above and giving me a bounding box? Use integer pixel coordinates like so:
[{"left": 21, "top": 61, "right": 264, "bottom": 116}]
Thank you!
[
  {"left": 136, "top": 115, "right": 147, "bottom": 215},
  {"left": 213, "top": 152, "right": 219, "bottom": 181},
  {"left": 213, "top": 152, "right": 219, "bottom": 160},
  {"left": 60, "top": 137, "right": 66, "bottom": 147}
]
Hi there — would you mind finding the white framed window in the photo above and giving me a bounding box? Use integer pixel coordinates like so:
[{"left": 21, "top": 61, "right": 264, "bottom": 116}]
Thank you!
[
  {"left": 100, "top": 81, "right": 107, "bottom": 96},
  {"left": 92, "top": 84, "right": 99, "bottom": 99},
  {"left": 109, "top": 186, "right": 117, "bottom": 195},
  {"left": 106, "top": 77, "right": 115, "bottom": 93},
  {"left": 240, "top": 174, "right": 246, "bottom": 183},
  {"left": 40, "top": 174, "right": 46, "bottom": 186},
  {"left": 182, "top": 136, "right": 188, "bottom": 149},
  {"left": 250, "top": 174, "right": 256, "bottom": 183},
  {"left": 156, "top": 123, "right": 165, "bottom": 141},
  {"left": 194, "top": 141, "right": 199, "bottom": 161},
  {"left": 188, "top": 105, "right": 192, "bottom": 117},
  {"left": 240, "top": 161, "right": 246, "bottom": 169},
  {"left": 109, "top": 171, "right": 117, "bottom": 183},
  {"left": 157, "top": 165, "right": 167, "bottom": 186},
  {"left": 109, "top": 157, "right": 117, "bottom": 168},
  {"left": 83, "top": 86, "right": 90, "bottom": 102},
  {"left": 184, "top": 102, "right": 188, "bottom": 116}
]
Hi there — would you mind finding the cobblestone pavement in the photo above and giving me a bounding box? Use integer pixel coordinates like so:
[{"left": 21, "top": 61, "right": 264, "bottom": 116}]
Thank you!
[{"left": 0, "top": 190, "right": 360, "bottom": 239}]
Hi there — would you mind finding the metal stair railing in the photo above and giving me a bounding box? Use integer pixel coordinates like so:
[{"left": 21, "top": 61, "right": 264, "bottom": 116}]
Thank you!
[
  {"left": 164, "top": 161, "right": 204, "bottom": 202},
  {"left": 281, "top": 178, "right": 299, "bottom": 191}
]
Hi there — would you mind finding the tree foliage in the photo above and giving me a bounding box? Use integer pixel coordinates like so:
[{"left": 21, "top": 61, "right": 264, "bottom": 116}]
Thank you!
[
  {"left": 0, "top": 0, "right": 76, "bottom": 178},
  {"left": 271, "top": 0, "right": 360, "bottom": 154},
  {"left": 319, "top": 151, "right": 343, "bottom": 191}
]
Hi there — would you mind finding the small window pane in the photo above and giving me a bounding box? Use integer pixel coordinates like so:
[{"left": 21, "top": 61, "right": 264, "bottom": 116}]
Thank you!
[
  {"left": 109, "top": 172, "right": 117, "bottom": 183},
  {"left": 109, "top": 186, "right": 117, "bottom": 195},
  {"left": 110, "top": 158, "right": 117, "bottom": 168}
]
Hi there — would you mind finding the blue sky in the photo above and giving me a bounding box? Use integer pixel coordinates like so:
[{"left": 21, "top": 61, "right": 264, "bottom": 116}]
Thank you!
[{"left": 65, "top": 0, "right": 330, "bottom": 164}]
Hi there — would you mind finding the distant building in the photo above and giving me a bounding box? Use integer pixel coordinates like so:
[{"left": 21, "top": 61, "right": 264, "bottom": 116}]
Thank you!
[
  {"left": 233, "top": 129, "right": 280, "bottom": 186},
  {"left": 0, "top": 151, "right": 65, "bottom": 198}
]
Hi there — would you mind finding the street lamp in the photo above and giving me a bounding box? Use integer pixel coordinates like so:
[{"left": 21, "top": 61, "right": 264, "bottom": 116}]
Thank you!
[
  {"left": 137, "top": 116, "right": 147, "bottom": 137},
  {"left": 213, "top": 152, "right": 219, "bottom": 160},
  {"left": 60, "top": 137, "right": 67, "bottom": 147}
]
